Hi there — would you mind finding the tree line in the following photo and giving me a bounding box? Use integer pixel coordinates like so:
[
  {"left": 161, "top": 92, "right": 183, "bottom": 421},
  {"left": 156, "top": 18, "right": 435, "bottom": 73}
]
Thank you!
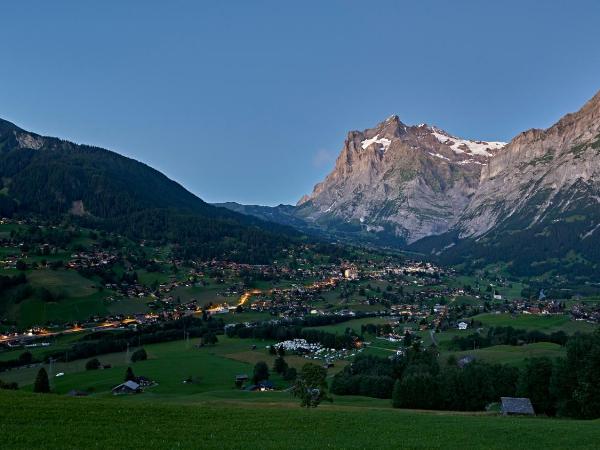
[
  {"left": 225, "top": 321, "right": 357, "bottom": 350},
  {"left": 448, "top": 326, "right": 569, "bottom": 351},
  {"left": 331, "top": 329, "right": 600, "bottom": 419}
]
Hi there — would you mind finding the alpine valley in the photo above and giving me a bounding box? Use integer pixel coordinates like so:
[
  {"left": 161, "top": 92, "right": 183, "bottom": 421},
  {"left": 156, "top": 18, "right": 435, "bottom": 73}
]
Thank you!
[
  {"left": 6, "top": 4, "right": 600, "bottom": 448},
  {"left": 221, "top": 91, "right": 600, "bottom": 280},
  {"left": 3, "top": 93, "right": 600, "bottom": 443}
]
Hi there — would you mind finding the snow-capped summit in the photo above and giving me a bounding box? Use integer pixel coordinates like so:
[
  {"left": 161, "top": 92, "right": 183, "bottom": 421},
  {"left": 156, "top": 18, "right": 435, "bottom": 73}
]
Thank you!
[{"left": 296, "top": 116, "right": 505, "bottom": 244}]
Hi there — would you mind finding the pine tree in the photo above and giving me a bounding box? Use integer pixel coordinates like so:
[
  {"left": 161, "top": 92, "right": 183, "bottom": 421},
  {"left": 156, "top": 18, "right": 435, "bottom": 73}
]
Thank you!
[
  {"left": 392, "top": 379, "right": 402, "bottom": 408},
  {"left": 33, "top": 368, "right": 50, "bottom": 393},
  {"left": 124, "top": 366, "right": 136, "bottom": 382},
  {"left": 131, "top": 348, "right": 147, "bottom": 363},
  {"left": 273, "top": 356, "right": 289, "bottom": 375},
  {"left": 253, "top": 361, "right": 269, "bottom": 384}
]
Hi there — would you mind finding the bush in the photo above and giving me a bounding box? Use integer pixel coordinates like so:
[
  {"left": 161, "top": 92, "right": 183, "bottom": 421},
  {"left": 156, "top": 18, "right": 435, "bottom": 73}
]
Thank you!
[
  {"left": 85, "top": 358, "right": 101, "bottom": 370},
  {"left": 253, "top": 361, "right": 269, "bottom": 384},
  {"left": 0, "top": 379, "right": 18, "bottom": 390},
  {"left": 131, "top": 348, "right": 147, "bottom": 363},
  {"left": 203, "top": 332, "right": 218, "bottom": 345}
]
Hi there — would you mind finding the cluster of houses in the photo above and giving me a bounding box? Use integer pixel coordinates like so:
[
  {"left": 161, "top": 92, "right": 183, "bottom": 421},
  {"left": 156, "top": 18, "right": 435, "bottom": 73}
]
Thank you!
[
  {"left": 0, "top": 252, "right": 23, "bottom": 270},
  {"left": 570, "top": 303, "right": 600, "bottom": 324},
  {"left": 497, "top": 299, "right": 566, "bottom": 315},
  {"left": 67, "top": 251, "right": 117, "bottom": 270}
]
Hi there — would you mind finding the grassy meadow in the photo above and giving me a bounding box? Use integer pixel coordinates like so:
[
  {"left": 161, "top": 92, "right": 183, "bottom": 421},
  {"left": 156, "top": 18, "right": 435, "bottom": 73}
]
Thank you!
[
  {"left": 0, "top": 336, "right": 326, "bottom": 398},
  {"left": 1, "top": 390, "right": 599, "bottom": 449},
  {"left": 472, "top": 313, "right": 596, "bottom": 334},
  {"left": 442, "top": 342, "right": 566, "bottom": 367}
]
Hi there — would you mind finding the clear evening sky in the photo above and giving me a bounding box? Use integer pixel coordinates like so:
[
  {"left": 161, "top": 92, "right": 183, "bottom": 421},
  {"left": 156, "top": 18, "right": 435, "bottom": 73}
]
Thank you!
[{"left": 1, "top": 1, "right": 599, "bottom": 205}]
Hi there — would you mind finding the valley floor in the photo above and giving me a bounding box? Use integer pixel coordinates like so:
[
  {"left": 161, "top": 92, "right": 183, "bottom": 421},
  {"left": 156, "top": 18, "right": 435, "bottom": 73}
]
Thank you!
[{"left": 1, "top": 390, "right": 599, "bottom": 449}]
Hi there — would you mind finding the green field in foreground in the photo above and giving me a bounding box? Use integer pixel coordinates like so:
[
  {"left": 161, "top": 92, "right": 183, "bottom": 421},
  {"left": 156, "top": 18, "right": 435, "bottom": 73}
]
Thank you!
[{"left": 1, "top": 390, "right": 599, "bottom": 449}]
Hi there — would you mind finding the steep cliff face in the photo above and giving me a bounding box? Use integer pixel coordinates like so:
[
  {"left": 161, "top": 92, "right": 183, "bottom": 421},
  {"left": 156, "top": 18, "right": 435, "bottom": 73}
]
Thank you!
[
  {"left": 457, "top": 91, "right": 600, "bottom": 239},
  {"left": 296, "top": 116, "right": 505, "bottom": 244},
  {"left": 219, "top": 90, "right": 600, "bottom": 277},
  {"left": 412, "top": 90, "right": 600, "bottom": 278}
]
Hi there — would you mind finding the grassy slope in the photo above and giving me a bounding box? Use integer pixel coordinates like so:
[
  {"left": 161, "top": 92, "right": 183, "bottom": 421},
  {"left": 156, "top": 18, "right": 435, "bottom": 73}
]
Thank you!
[
  {"left": 442, "top": 342, "right": 566, "bottom": 367},
  {"left": 1, "top": 390, "right": 599, "bottom": 449},
  {"left": 473, "top": 313, "right": 597, "bottom": 334},
  {"left": 1, "top": 337, "right": 257, "bottom": 393},
  {"left": 311, "top": 317, "right": 393, "bottom": 334},
  {"left": 170, "top": 284, "right": 235, "bottom": 307},
  {"left": 5, "top": 270, "right": 108, "bottom": 327}
]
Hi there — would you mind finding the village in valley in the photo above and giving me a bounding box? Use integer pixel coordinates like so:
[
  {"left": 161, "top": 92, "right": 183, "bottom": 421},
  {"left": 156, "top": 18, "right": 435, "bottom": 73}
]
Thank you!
[
  {"left": 2, "top": 217, "right": 597, "bottom": 345},
  {"left": 1, "top": 218, "right": 599, "bottom": 416}
]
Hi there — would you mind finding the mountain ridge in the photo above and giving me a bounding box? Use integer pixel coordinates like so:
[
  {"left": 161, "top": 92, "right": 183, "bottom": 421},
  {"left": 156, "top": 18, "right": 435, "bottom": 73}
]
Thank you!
[
  {"left": 0, "top": 118, "right": 302, "bottom": 263},
  {"left": 220, "top": 89, "right": 600, "bottom": 279},
  {"left": 294, "top": 114, "right": 506, "bottom": 245}
]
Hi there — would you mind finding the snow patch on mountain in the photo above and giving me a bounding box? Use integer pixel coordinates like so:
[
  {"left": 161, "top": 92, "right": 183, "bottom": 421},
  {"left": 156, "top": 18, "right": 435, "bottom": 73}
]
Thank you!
[
  {"left": 429, "top": 152, "right": 450, "bottom": 161},
  {"left": 361, "top": 135, "right": 391, "bottom": 152},
  {"left": 430, "top": 127, "right": 506, "bottom": 157}
]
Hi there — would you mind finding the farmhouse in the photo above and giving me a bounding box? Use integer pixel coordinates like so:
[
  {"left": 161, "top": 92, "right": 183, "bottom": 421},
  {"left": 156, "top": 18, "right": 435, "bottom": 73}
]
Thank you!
[
  {"left": 245, "top": 380, "right": 274, "bottom": 391},
  {"left": 112, "top": 380, "right": 141, "bottom": 395},
  {"left": 501, "top": 397, "right": 535, "bottom": 416}
]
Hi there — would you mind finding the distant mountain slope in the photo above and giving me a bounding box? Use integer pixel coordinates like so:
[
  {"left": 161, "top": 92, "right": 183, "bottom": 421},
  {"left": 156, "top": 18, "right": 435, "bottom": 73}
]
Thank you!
[
  {"left": 214, "top": 202, "right": 308, "bottom": 229},
  {"left": 412, "top": 91, "right": 600, "bottom": 279},
  {"left": 0, "top": 118, "right": 300, "bottom": 263},
  {"left": 262, "top": 89, "right": 600, "bottom": 279}
]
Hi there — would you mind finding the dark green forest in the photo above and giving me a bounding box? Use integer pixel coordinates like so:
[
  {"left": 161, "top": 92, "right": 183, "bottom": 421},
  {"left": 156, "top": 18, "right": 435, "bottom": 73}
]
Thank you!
[
  {"left": 0, "top": 119, "right": 304, "bottom": 263},
  {"left": 331, "top": 329, "right": 600, "bottom": 419}
]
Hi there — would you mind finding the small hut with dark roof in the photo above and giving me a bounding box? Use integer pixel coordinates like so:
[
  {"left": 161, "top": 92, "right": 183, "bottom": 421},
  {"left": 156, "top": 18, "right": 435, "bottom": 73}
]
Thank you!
[{"left": 501, "top": 397, "right": 535, "bottom": 415}]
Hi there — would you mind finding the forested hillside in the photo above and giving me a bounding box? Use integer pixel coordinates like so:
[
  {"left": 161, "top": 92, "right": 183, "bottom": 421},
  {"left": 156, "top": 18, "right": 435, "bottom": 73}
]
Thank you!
[{"left": 0, "top": 119, "right": 301, "bottom": 263}]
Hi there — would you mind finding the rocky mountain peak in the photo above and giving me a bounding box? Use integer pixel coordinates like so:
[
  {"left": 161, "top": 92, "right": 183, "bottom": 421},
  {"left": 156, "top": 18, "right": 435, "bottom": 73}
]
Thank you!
[
  {"left": 296, "top": 115, "right": 506, "bottom": 244},
  {"left": 297, "top": 90, "right": 600, "bottom": 250},
  {"left": 459, "top": 89, "right": 600, "bottom": 240},
  {"left": 552, "top": 90, "right": 600, "bottom": 141},
  {"left": 377, "top": 114, "right": 407, "bottom": 136}
]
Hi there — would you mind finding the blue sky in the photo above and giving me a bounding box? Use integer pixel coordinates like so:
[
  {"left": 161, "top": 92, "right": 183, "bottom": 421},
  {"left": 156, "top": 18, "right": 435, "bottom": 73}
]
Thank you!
[{"left": 1, "top": 1, "right": 599, "bottom": 205}]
